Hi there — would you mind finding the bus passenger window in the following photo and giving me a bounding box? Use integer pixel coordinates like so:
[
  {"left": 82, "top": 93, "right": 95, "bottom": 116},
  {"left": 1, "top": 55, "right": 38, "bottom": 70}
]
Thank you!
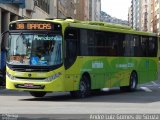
[
  {"left": 87, "top": 31, "right": 95, "bottom": 56},
  {"left": 148, "top": 37, "right": 157, "bottom": 57},
  {"left": 80, "top": 29, "right": 89, "bottom": 56},
  {"left": 141, "top": 37, "right": 148, "bottom": 57},
  {"left": 123, "top": 35, "right": 134, "bottom": 57},
  {"left": 133, "top": 35, "right": 143, "bottom": 57},
  {"left": 95, "top": 32, "right": 105, "bottom": 56},
  {"left": 105, "top": 32, "right": 120, "bottom": 56}
]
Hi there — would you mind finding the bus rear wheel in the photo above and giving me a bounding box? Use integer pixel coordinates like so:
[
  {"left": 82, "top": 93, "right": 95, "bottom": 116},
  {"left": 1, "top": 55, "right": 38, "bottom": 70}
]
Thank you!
[
  {"left": 120, "top": 72, "right": 138, "bottom": 92},
  {"left": 29, "top": 91, "right": 46, "bottom": 97},
  {"left": 70, "top": 75, "right": 91, "bottom": 98}
]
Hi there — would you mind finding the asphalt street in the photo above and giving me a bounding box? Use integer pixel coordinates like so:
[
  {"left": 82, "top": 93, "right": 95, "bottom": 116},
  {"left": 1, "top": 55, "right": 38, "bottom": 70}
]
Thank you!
[{"left": 0, "top": 80, "right": 160, "bottom": 115}]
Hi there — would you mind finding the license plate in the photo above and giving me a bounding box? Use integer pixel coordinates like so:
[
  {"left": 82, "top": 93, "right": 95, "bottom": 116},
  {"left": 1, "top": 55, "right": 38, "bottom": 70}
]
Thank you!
[
  {"left": 24, "top": 83, "right": 34, "bottom": 88},
  {"left": 15, "top": 84, "right": 45, "bottom": 89}
]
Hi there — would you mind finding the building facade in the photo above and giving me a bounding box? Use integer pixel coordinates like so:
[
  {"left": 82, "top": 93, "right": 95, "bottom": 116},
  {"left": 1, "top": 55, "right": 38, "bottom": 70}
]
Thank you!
[
  {"left": 128, "top": 6, "right": 133, "bottom": 28},
  {"left": 150, "top": 0, "right": 160, "bottom": 33},
  {"left": 150, "top": 0, "right": 156, "bottom": 33},
  {"left": 141, "top": 0, "right": 150, "bottom": 31},
  {"left": 0, "top": 0, "right": 102, "bottom": 35},
  {"left": 130, "top": 0, "right": 142, "bottom": 31},
  {"left": 129, "top": 0, "right": 160, "bottom": 33},
  {"left": 89, "top": 0, "right": 101, "bottom": 21},
  {"left": 0, "top": 0, "right": 56, "bottom": 35},
  {"left": 56, "top": 0, "right": 101, "bottom": 21},
  {"left": 76, "top": 0, "right": 89, "bottom": 20}
]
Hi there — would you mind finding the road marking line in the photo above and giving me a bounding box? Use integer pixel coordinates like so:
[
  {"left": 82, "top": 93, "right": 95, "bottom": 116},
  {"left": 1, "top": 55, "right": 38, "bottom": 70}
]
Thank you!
[
  {"left": 140, "top": 87, "right": 152, "bottom": 92},
  {"left": 152, "top": 81, "right": 159, "bottom": 86},
  {"left": 146, "top": 85, "right": 154, "bottom": 87}
]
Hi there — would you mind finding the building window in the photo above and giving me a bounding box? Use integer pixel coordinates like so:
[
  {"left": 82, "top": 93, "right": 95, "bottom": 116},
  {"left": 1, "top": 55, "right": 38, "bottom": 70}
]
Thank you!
[{"left": 37, "top": 0, "right": 50, "bottom": 14}]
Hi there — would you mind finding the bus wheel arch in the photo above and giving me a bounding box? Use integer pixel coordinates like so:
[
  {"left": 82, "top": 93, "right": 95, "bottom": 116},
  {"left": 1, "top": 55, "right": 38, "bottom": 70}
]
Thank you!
[
  {"left": 120, "top": 71, "right": 138, "bottom": 92},
  {"left": 70, "top": 72, "right": 91, "bottom": 98}
]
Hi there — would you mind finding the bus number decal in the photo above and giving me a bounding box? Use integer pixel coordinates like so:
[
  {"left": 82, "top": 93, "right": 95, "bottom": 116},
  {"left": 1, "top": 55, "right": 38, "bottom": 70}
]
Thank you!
[
  {"left": 16, "top": 23, "right": 25, "bottom": 29},
  {"left": 92, "top": 61, "right": 104, "bottom": 69},
  {"left": 116, "top": 63, "right": 134, "bottom": 68}
]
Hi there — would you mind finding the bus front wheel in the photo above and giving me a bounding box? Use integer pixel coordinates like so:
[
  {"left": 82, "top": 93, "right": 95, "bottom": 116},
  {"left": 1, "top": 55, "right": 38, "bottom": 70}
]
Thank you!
[
  {"left": 120, "top": 72, "right": 138, "bottom": 92},
  {"left": 29, "top": 91, "right": 46, "bottom": 97},
  {"left": 70, "top": 75, "right": 91, "bottom": 98}
]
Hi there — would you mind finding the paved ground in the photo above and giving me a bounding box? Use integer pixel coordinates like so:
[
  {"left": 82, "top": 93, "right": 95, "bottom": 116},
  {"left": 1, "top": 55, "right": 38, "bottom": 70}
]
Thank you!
[{"left": 0, "top": 81, "right": 160, "bottom": 116}]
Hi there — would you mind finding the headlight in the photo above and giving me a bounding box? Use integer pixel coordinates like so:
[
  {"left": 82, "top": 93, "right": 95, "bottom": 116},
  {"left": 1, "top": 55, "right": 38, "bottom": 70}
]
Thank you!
[
  {"left": 6, "top": 72, "right": 62, "bottom": 82},
  {"left": 6, "top": 72, "right": 15, "bottom": 80},
  {"left": 45, "top": 72, "right": 62, "bottom": 82}
]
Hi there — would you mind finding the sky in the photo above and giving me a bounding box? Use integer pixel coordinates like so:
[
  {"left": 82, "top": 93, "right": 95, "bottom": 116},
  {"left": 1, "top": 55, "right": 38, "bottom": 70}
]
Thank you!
[{"left": 101, "top": 0, "right": 131, "bottom": 20}]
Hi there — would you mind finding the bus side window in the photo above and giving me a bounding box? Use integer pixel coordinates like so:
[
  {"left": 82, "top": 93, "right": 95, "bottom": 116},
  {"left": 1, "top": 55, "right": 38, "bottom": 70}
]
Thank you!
[
  {"left": 148, "top": 37, "right": 157, "bottom": 57},
  {"left": 94, "top": 31, "right": 105, "bottom": 56},
  {"left": 133, "top": 35, "right": 143, "bottom": 57},
  {"left": 105, "top": 32, "right": 119, "bottom": 56},
  {"left": 64, "top": 28, "right": 79, "bottom": 69},
  {"left": 123, "top": 34, "right": 134, "bottom": 57},
  {"left": 141, "top": 36, "right": 148, "bottom": 57},
  {"left": 87, "top": 30, "right": 95, "bottom": 56},
  {"left": 80, "top": 29, "right": 89, "bottom": 56}
]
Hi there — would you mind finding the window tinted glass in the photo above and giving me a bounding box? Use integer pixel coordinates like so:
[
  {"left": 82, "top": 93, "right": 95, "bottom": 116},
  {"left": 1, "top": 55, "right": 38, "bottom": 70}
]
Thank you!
[
  {"left": 80, "top": 29, "right": 88, "bottom": 56},
  {"left": 64, "top": 28, "right": 79, "bottom": 69},
  {"left": 79, "top": 29, "right": 157, "bottom": 57},
  {"left": 148, "top": 37, "right": 157, "bottom": 57}
]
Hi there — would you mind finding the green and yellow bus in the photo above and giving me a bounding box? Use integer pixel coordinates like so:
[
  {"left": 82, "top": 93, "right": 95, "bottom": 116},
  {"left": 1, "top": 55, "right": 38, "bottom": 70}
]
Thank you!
[{"left": 6, "top": 19, "right": 158, "bottom": 98}]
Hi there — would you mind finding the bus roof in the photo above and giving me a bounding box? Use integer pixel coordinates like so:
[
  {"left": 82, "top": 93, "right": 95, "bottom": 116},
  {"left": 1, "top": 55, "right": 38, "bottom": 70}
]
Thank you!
[{"left": 10, "top": 19, "right": 157, "bottom": 37}]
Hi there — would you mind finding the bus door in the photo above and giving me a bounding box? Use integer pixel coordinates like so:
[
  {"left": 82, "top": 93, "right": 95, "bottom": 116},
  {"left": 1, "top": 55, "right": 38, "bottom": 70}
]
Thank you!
[{"left": 64, "top": 28, "right": 79, "bottom": 91}]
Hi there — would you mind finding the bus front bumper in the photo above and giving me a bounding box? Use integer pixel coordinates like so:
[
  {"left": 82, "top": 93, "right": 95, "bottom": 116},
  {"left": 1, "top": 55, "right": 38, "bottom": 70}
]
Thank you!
[{"left": 6, "top": 75, "right": 65, "bottom": 92}]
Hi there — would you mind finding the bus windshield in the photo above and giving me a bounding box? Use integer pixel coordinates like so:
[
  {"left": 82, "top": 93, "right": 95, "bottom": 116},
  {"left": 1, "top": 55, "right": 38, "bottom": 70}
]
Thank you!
[{"left": 7, "top": 33, "right": 62, "bottom": 66}]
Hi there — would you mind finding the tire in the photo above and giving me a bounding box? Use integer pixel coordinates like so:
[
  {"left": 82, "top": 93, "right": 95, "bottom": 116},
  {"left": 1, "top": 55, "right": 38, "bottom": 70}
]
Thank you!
[
  {"left": 70, "top": 75, "right": 91, "bottom": 98},
  {"left": 120, "top": 72, "right": 138, "bottom": 92},
  {"left": 29, "top": 91, "right": 46, "bottom": 97},
  {"left": 129, "top": 72, "right": 138, "bottom": 91}
]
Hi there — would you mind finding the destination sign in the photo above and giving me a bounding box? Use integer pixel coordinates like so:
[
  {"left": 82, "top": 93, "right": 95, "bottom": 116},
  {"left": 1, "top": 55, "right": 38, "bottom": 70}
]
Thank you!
[
  {"left": 16, "top": 23, "right": 52, "bottom": 30},
  {"left": 9, "top": 22, "right": 62, "bottom": 31}
]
